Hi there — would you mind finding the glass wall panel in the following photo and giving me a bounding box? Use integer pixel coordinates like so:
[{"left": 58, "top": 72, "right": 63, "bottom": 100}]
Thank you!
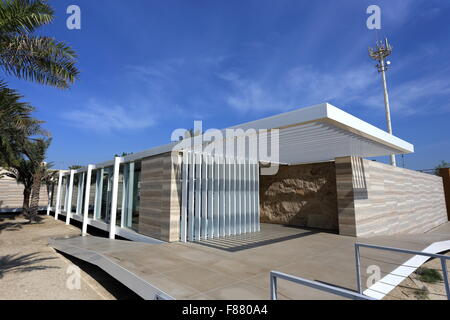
[
  {"left": 49, "top": 183, "right": 56, "bottom": 207},
  {"left": 77, "top": 173, "right": 86, "bottom": 215},
  {"left": 121, "top": 161, "right": 141, "bottom": 231},
  {"left": 88, "top": 169, "right": 97, "bottom": 218},
  {"left": 61, "top": 176, "right": 68, "bottom": 212},
  {"left": 71, "top": 173, "right": 79, "bottom": 213},
  {"left": 116, "top": 164, "right": 125, "bottom": 226},
  {"left": 99, "top": 166, "right": 113, "bottom": 223},
  {"left": 72, "top": 173, "right": 86, "bottom": 215}
]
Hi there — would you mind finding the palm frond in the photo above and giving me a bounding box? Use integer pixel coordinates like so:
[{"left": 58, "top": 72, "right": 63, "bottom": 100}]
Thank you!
[
  {"left": 0, "top": 35, "right": 79, "bottom": 88},
  {"left": 0, "top": 0, "right": 53, "bottom": 34}
]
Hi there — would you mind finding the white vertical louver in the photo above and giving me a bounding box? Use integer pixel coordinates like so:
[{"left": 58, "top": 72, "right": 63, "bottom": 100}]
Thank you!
[{"left": 180, "top": 151, "right": 260, "bottom": 242}]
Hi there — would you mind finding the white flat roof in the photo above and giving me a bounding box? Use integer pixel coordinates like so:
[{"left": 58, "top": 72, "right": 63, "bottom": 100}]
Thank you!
[
  {"left": 70, "top": 103, "right": 414, "bottom": 171},
  {"left": 229, "top": 103, "right": 414, "bottom": 164}
]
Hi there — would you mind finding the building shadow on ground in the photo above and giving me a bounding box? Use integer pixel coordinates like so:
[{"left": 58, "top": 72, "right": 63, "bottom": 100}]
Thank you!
[{"left": 58, "top": 252, "right": 142, "bottom": 300}]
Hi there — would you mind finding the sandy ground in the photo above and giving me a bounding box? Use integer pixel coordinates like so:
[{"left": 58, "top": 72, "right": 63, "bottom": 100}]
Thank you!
[
  {"left": 0, "top": 213, "right": 137, "bottom": 300},
  {"left": 384, "top": 252, "right": 450, "bottom": 300}
]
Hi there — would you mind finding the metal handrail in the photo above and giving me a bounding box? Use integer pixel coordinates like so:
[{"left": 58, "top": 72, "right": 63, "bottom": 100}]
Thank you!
[
  {"left": 355, "top": 243, "right": 450, "bottom": 299},
  {"left": 270, "top": 271, "right": 374, "bottom": 300}
]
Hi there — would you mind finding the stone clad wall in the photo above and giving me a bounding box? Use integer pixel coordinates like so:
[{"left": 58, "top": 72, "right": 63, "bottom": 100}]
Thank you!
[
  {"left": 138, "top": 152, "right": 181, "bottom": 242},
  {"left": 336, "top": 156, "right": 448, "bottom": 237},
  {"left": 0, "top": 170, "right": 49, "bottom": 211},
  {"left": 259, "top": 162, "right": 339, "bottom": 230}
]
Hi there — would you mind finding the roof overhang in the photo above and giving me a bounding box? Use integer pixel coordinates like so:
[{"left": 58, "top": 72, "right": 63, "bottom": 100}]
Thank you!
[
  {"left": 228, "top": 103, "right": 414, "bottom": 164},
  {"left": 68, "top": 103, "right": 415, "bottom": 170}
]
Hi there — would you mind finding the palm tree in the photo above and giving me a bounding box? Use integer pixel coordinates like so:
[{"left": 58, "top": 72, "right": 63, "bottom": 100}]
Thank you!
[
  {"left": 3, "top": 138, "right": 51, "bottom": 222},
  {"left": 27, "top": 138, "right": 50, "bottom": 219},
  {"left": 0, "top": 81, "right": 43, "bottom": 165},
  {"left": 0, "top": 0, "right": 79, "bottom": 88},
  {"left": 435, "top": 160, "right": 450, "bottom": 175},
  {"left": 2, "top": 155, "right": 34, "bottom": 216}
]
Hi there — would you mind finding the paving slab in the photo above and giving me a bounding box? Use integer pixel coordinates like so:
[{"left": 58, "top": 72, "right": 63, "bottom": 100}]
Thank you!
[{"left": 49, "top": 222, "right": 450, "bottom": 300}]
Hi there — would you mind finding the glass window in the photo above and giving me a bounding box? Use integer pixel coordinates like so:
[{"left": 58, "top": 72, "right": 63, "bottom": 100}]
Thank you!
[
  {"left": 99, "top": 166, "right": 113, "bottom": 223},
  {"left": 120, "top": 161, "right": 141, "bottom": 231},
  {"left": 50, "top": 183, "right": 56, "bottom": 207},
  {"left": 116, "top": 164, "right": 125, "bottom": 226},
  {"left": 72, "top": 173, "right": 86, "bottom": 215},
  {"left": 88, "top": 170, "right": 96, "bottom": 218},
  {"left": 71, "top": 173, "right": 79, "bottom": 213},
  {"left": 61, "top": 176, "right": 68, "bottom": 212}
]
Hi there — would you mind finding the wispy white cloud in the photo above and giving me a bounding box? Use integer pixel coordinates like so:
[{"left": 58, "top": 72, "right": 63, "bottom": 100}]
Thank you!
[
  {"left": 218, "top": 65, "right": 378, "bottom": 113},
  {"left": 366, "top": 77, "right": 450, "bottom": 115},
  {"left": 219, "top": 62, "right": 450, "bottom": 117},
  {"left": 62, "top": 99, "right": 155, "bottom": 133}
]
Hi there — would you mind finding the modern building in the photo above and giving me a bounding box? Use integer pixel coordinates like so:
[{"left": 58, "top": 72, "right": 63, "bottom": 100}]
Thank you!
[{"left": 47, "top": 103, "right": 449, "bottom": 243}]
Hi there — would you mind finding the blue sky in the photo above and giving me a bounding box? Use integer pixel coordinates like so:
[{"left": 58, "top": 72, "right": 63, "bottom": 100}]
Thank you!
[{"left": 5, "top": 0, "right": 450, "bottom": 170}]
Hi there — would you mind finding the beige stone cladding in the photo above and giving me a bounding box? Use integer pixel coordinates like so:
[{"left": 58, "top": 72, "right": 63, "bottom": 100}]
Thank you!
[
  {"left": 138, "top": 152, "right": 181, "bottom": 242},
  {"left": 336, "top": 156, "right": 448, "bottom": 237}
]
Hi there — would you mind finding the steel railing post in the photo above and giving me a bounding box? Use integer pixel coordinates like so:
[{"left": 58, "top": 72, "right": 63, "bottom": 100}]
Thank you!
[
  {"left": 355, "top": 244, "right": 362, "bottom": 294},
  {"left": 270, "top": 272, "right": 278, "bottom": 300},
  {"left": 440, "top": 257, "right": 450, "bottom": 300}
]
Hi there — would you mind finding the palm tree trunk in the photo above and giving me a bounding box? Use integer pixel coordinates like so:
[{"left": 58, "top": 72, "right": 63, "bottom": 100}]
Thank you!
[
  {"left": 29, "top": 171, "right": 43, "bottom": 222},
  {"left": 22, "top": 187, "right": 31, "bottom": 216}
]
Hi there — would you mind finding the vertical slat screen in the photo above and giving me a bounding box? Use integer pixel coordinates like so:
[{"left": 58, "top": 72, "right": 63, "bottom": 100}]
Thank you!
[
  {"left": 180, "top": 153, "right": 188, "bottom": 242},
  {"left": 207, "top": 155, "right": 214, "bottom": 238},
  {"left": 201, "top": 153, "right": 208, "bottom": 240},
  {"left": 188, "top": 152, "right": 195, "bottom": 241},
  {"left": 180, "top": 151, "right": 260, "bottom": 242},
  {"left": 213, "top": 156, "right": 220, "bottom": 238}
]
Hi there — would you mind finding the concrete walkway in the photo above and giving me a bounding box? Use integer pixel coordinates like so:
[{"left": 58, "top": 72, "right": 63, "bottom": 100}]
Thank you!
[
  {"left": 0, "top": 214, "right": 134, "bottom": 300},
  {"left": 49, "top": 222, "right": 450, "bottom": 300}
]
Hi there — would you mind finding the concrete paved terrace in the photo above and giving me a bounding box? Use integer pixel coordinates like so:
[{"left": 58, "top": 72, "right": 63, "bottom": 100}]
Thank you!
[{"left": 49, "top": 223, "right": 450, "bottom": 300}]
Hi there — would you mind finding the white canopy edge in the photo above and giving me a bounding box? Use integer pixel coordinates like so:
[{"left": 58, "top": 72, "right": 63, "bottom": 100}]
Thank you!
[
  {"left": 230, "top": 103, "right": 414, "bottom": 154},
  {"left": 64, "top": 103, "right": 414, "bottom": 171}
]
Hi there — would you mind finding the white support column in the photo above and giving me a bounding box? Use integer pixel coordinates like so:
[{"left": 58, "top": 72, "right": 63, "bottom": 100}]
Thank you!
[
  {"left": 180, "top": 153, "right": 188, "bottom": 242},
  {"left": 246, "top": 160, "right": 251, "bottom": 233},
  {"left": 213, "top": 155, "right": 220, "bottom": 238},
  {"left": 249, "top": 161, "right": 254, "bottom": 233},
  {"left": 46, "top": 184, "right": 52, "bottom": 215},
  {"left": 219, "top": 156, "right": 226, "bottom": 237},
  {"left": 109, "top": 157, "right": 122, "bottom": 239},
  {"left": 251, "top": 162, "right": 257, "bottom": 233},
  {"left": 225, "top": 157, "right": 231, "bottom": 236},
  {"left": 194, "top": 153, "right": 202, "bottom": 241},
  {"left": 54, "top": 171, "right": 63, "bottom": 220},
  {"left": 237, "top": 158, "right": 242, "bottom": 235},
  {"left": 256, "top": 163, "right": 261, "bottom": 232},
  {"left": 207, "top": 154, "right": 214, "bottom": 239},
  {"left": 66, "top": 170, "right": 75, "bottom": 225},
  {"left": 82, "top": 165, "right": 94, "bottom": 236},
  {"left": 201, "top": 153, "right": 208, "bottom": 240},
  {"left": 188, "top": 152, "right": 195, "bottom": 241},
  {"left": 242, "top": 159, "right": 247, "bottom": 234},
  {"left": 231, "top": 157, "right": 237, "bottom": 235}
]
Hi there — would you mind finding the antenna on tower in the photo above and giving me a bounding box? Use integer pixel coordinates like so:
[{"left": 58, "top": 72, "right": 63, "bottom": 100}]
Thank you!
[{"left": 369, "top": 38, "right": 396, "bottom": 167}]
